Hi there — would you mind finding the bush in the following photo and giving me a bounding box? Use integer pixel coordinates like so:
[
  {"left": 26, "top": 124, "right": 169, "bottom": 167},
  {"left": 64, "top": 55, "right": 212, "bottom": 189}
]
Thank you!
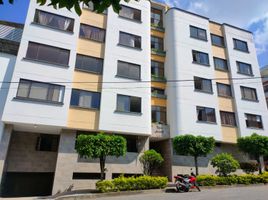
[
  {"left": 139, "top": 150, "right": 164, "bottom": 176},
  {"left": 240, "top": 161, "right": 259, "bottom": 174},
  {"left": 211, "top": 153, "right": 240, "bottom": 176},
  {"left": 96, "top": 176, "right": 168, "bottom": 193}
]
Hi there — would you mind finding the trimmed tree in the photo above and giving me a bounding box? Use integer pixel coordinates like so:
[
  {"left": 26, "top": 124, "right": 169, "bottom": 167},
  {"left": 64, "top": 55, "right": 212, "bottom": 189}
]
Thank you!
[
  {"left": 211, "top": 153, "right": 240, "bottom": 176},
  {"left": 139, "top": 149, "right": 164, "bottom": 175},
  {"left": 76, "top": 133, "right": 127, "bottom": 180},
  {"left": 173, "top": 135, "right": 215, "bottom": 175},
  {"left": 237, "top": 133, "right": 268, "bottom": 174}
]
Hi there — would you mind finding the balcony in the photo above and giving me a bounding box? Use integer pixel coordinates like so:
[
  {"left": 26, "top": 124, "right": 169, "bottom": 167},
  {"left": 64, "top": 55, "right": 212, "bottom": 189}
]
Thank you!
[
  {"left": 151, "top": 75, "right": 166, "bottom": 82},
  {"left": 151, "top": 123, "right": 170, "bottom": 139}
]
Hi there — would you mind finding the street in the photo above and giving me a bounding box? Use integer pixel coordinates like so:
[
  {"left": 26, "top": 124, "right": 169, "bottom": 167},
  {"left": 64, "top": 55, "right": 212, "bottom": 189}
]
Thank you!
[{"left": 96, "top": 185, "right": 268, "bottom": 200}]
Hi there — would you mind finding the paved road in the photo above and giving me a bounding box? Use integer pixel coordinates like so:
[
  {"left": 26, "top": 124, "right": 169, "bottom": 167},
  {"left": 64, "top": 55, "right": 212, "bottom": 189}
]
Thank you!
[{"left": 96, "top": 185, "right": 268, "bottom": 200}]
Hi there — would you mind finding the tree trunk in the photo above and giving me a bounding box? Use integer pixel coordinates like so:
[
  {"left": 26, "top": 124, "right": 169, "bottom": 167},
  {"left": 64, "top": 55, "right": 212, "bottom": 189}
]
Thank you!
[
  {"left": 256, "top": 156, "right": 262, "bottom": 174},
  {"left": 194, "top": 156, "right": 199, "bottom": 176},
  {"left": 100, "top": 156, "right": 106, "bottom": 180}
]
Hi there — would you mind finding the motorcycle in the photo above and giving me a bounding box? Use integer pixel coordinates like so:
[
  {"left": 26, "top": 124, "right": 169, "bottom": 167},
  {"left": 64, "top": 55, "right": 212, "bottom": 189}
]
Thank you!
[{"left": 174, "top": 172, "right": 201, "bottom": 192}]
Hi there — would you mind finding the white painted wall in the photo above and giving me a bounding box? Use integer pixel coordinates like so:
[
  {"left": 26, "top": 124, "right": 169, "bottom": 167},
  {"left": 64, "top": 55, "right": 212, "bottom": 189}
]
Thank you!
[
  {"left": 223, "top": 25, "right": 268, "bottom": 137},
  {"left": 98, "top": 0, "right": 151, "bottom": 135},
  {"left": 165, "top": 9, "right": 222, "bottom": 140}
]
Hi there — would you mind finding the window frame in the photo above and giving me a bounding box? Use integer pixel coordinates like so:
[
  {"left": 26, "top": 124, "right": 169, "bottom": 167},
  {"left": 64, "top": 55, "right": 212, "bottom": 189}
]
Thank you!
[
  {"left": 237, "top": 61, "right": 253, "bottom": 76},
  {"left": 151, "top": 36, "right": 164, "bottom": 51},
  {"left": 116, "top": 94, "right": 142, "bottom": 114},
  {"left": 75, "top": 54, "right": 103, "bottom": 74},
  {"left": 36, "top": 134, "right": 59, "bottom": 152},
  {"left": 119, "top": 31, "right": 142, "bottom": 49},
  {"left": 70, "top": 89, "right": 101, "bottom": 110},
  {"left": 116, "top": 60, "right": 141, "bottom": 80},
  {"left": 211, "top": 34, "right": 225, "bottom": 47},
  {"left": 245, "top": 113, "right": 263, "bottom": 129},
  {"left": 118, "top": 5, "right": 141, "bottom": 22},
  {"left": 240, "top": 86, "right": 258, "bottom": 102},
  {"left": 214, "top": 57, "right": 228, "bottom": 71},
  {"left": 190, "top": 25, "right": 207, "bottom": 41},
  {"left": 194, "top": 76, "right": 213, "bottom": 94},
  {"left": 220, "top": 111, "right": 236, "bottom": 127},
  {"left": 192, "top": 50, "right": 210, "bottom": 66},
  {"left": 152, "top": 106, "right": 167, "bottom": 124},
  {"left": 217, "top": 83, "right": 232, "bottom": 98},
  {"left": 79, "top": 24, "right": 106, "bottom": 43},
  {"left": 196, "top": 106, "right": 216, "bottom": 123},
  {"left": 151, "top": 8, "right": 163, "bottom": 28},
  {"left": 233, "top": 38, "right": 249, "bottom": 53}
]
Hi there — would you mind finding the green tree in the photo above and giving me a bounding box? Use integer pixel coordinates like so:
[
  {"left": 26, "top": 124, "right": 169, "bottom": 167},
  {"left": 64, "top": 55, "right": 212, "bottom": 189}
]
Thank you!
[
  {"left": 211, "top": 153, "right": 240, "bottom": 176},
  {"left": 173, "top": 135, "right": 215, "bottom": 175},
  {"left": 76, "top": 133, "right": 127, "bottom": 180},
  {"left": 237, "top": 133, "right": 268, "bottom": 174},
  {"left": 139, "top": 149, "right": 164, "bottom": 175},
  {"left": 1, "top": 0, "right": 136, "bottom": 15}
]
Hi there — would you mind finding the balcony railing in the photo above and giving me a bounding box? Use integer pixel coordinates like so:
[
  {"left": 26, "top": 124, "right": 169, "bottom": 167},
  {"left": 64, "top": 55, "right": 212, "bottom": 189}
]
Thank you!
[{"left": 151, "top": 123, "right": 170, "bottom": 138}]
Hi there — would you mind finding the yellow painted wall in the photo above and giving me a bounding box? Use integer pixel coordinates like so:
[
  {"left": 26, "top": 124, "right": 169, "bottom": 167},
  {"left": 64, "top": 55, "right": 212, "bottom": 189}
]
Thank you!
[
  {"left": 151, "top": 97, "right": 166, "bottom": 107},
  {"left": 80, "top": 9, "right": 107, "bottom": 29},
  {"left": 77, "top": 39, "right": 105, "bottom": 58},
  {"left": 72, "top": 71, "right": 102, "bottom": 92},
  {"left": 215, "top": 70, "right": 230, "bottom": 84},
  {"left": 218, "top": 98, "right": 235, "bottom": 112},
  {"left": 67, "top": 108, "right": 99, "bottom": 130},
  {"left": 209, "top": 22, "right": 223, "bottom": 36},
  {"left": 151, "top": 29, "right": 164, "bottom": 38},
  {"left": 151, "top": 54, "right": 165, "bottom": 62},
  {"left": 151, "top": 81, "right": 166, "bottom": 89},
  {"left": 221, "top": 127, "right": 238, "bottom": 143},
  {"left": 211, "top": 46, "right": 226, "bottom": 59}
]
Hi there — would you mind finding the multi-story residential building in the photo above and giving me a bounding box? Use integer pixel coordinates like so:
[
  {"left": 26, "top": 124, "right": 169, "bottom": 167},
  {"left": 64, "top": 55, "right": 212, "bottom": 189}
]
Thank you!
[
  {"left": 261, "top": 65, "right": 268, "bottom": 106},
  {"left": 0, "top": 0, "right": 267, "bottom": 197}
]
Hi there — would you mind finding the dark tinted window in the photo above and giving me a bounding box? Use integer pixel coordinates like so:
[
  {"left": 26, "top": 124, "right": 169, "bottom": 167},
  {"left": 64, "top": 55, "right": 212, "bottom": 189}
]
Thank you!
[
  {"left": 151, "top": 8, "right": 163, "bottom": 28},
  {"left": 192, "top": 50, "right": 209, "bottom": 65},
  {"left": 36, "top": 134, "right": 59, "bottom": 152},
  {"left": 75, "top": 54, "right": 103, "bottom": 74},
  {"left": 220, "top": 111, "right": 236, "bottom": 126},
  {"left": 80, "top": 24, "right": 105, "bottom": 42},
  {"left": 70, "top": 89, "right": 101, "bottom": 109},
  {"left": 26, "top": 42, "right": 70, "bottom": 66},
  {"left": 211, "top": 34, "right": 225, "bottom": 47},
  {"left": 119, "top": 5, "right": 141, "bottom": 21},
  {"left": 73, "top": 173, "right": 104, "bottom": 180},
  {"left": 214, "top": 57, "right": 228, "bottom": 71},
  {"left": 119, "top": 31, "right": 141, "bottom": 49},
  {"left": 233, "top": 39, "right": 248, "bottom": 52},
  {"left": 151, "top": 36, "right": 164, "bottom": 51},
  {"left": 190, "top": 26, "right": 207, "bottom": 41},
  {"left": 117, "top": 61, "right": 140, "bottom": 80},
  {"left": 196, "top": 106, "right": 216, "bottom": 123},
  {"left": 245, "top": 114, "right": 263, "bottom": 129},
  {"left": 152, "top": 106, "right": 166, "bottom": 124},
  {"left": 237, "top": 61, "right": 253, "bottom": 76},
  {"left": 151, "top": 87, "right": 166, "bottom": 98},
  {"left": 241, "top": 86, "right": 258, "bottom": 101},
  {"left": 151, "top": 61, "right": 164, "bottom": 79},
  {"left": 217, "top": 83, "right": 232, "bottom": 97},
  {"left": 116, "top": 94, "right": 141, "bottom": 113},
  {"left": 125, "top": 136, "right": 138, "bottom": 152},
  {"left": 194, "top": 76, "right": 212, "bottom": 93}
]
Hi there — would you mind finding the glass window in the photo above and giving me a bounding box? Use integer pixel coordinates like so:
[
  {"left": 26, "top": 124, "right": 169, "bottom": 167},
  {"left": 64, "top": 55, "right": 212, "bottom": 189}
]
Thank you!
[
  {"left": 151, "top": 88, "right": 166, "bottom": 98},
  {"left": 192, "top": 50, "right": 210, "bottom": 65},
  {"left": 194, "top": 76, "right": 212, "bottom": 93},
  {"left": 190, "top": 26, "right": 207, "bottom": 41},
  {"left": 70, "top": 89, "right": 101, "bottom": 109},
  {"left": 79, "top": 24, "right": 105, "bottom": 42},
  {"left": 34, "top": 9, "right": 74, "bottom": 32},
  {"left": 16, "top": 79, "right": 65, "bottom": 103},
  {"left": 151, "top": 8, "right": 163, "bottom": 28},
  {"left": 220, "top": 111, "right": 236, "bottom": 126},
  {"left": 26, "top": 42, "right": 70, "bottom": 66},
  {"left": 36, "top": 134, "right": 59, "bottom": 152},
  {"left": 117, "top": 61, "right": 140, "bottom": 80},
  {"left": 233, "top": 39, "right": 249, "bottom": 52},
  {"left": 214, "top": 57, "right": 228, "bottom": 71},
  {"left": 217, "top": 83, "right": 232, "bottom": 97},
  {"left": 151, "top": 36, "right": 164, "bottom": 51},
  {"left": 245, "top": 114, "right": 263, "bottom": 129},
  {"left": 119, "top": 31, "right": 141, "bottom": 49},
  {"left": 75, "top": 54, "right": 103, "bottom": 74},
  {"left": 152, "top": 106, "right": 166, "bottom": 124},
  {"left": 211, "top": 34, "right": 225, "bottom": 47},
  {"left": 116, "top": 94, "right": 141, "bottom": 113},
  {"left": 196, "top": 106, "right": 216, "bottom": 123},
  {"left": 241, "top": 86, "right": 258, "bottom": 101},
  {"left": 151, "top": 61, "right": 164, "bottom": 78},
  {"left": 237, "top": 61, "right": 253, "bottom": 76},
  {"left": 125, "top": 135, "right": 138, "bottom": 152},
  {"left": 119, "top": 5, "right": 141, "bottom": 21}
]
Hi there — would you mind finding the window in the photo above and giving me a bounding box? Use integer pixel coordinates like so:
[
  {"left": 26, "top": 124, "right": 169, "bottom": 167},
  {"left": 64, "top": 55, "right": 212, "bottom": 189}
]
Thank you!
[
  {"left": 79, "top": 24, "right": 105, "bottom": 42},
  {"left": 26, "top": 42, "right": 70, "bottom": 66},
  {"left": 192, "top": 50, "right": 210, "bottom": 65},
  {"left": 73, "top": 173, "right": 104, "bottom": 180},
  {"left": 119, "top": 31, "right": 141, "bottom": 49},
  {"left": 214, "top": 57, "right": 228, "bottom": 71},
  {"left": 211, "top": 34, "right": 225, "bottom": 47},
  {"left": 245, "top": 114, "right": 263, "bottom": 129},
  {"left": 117, "top": 61, "right": 140, "bottom": 80},
  {"left": 196, "top": 106, "right": 216, "bottom": 123},
  {"left": 151, "top": 88, "right": 166, "bottom": 98},
  {"left": 34, "top": 10, "right": 74, "bottom": 32},
  {"left": 125, "top": 136, "right": 138, "bottom": 152},
  {"left": 237, "top": 61, "right": 253, "bottom": 76},
  {"left": 82, "top": 2, "right": 107, "bottom": 14},
  {"left": 151, "top": 36, "right": 164, "bottom": 51},
  {"left": 241, "top": 86, "right": 258, "bottom": 101},
  {"left": 151, "top": 8, "right": 163, "bottom": 28},
  {"left": 194, "top": 76, "right": 213, "bottom": 93},
  {"left": 217, "top": 83, "right": 232, "bottom": 97},
  {"left": 151, "top": 61, "right": 164, "bottom": 79},
  {"left": 152, "top": 106, "right": 166, "bottom": 124},
  {"left": 116, "top": 94, "right": 141, "bottom": 113},
  {"left": 190, "top": 26, "right": 207, "bottom": 41},
  {"left": 36, "top": 134, "right": 59, "bottom": 152},
  {"left": 16, "top": 79, "right": 65, "bottom": 103},
  {"left": 119, "top": 5, "right": 141, "bottom": 22},
  {"left": 75, "top": 54, "right": 103, "bottom": 74},
  {"left": 70, "top": 89, "right": 101, "bottom": 109},
  {"left": 234, "top": 38, "right": 249, "bottom": 52},
  {"left": 220, "top": 111, "right": 236, "bottom": 126}
]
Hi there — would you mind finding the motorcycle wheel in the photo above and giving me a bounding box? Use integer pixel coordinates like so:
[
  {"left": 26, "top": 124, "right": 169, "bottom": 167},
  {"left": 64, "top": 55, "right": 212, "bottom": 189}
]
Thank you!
[{"left": 176, "top": 184, "right": 187, "bottom": 193}]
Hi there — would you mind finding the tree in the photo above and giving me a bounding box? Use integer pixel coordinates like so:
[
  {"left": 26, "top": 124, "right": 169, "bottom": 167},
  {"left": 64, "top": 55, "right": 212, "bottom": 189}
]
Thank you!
[
  {"left": 237, "top": 133, "right": 268, "bottom": 174},
  {"left": 139, "top": 149, "right": 164, "bottom": 175},
  {"left": 1, "top": 0, "right": 136, "bottom": 15},
  {"left": 240, "top": 161, "right": 259, "bottom": 174},
  {"left": 173, "top": 135, "right": 215, "bottom": 175},
  {"left": 211, "top": 153, "right": 240, "bottom": 176},
  {"left": 76, "top": 133, "right": 127, "bottom": 180}
]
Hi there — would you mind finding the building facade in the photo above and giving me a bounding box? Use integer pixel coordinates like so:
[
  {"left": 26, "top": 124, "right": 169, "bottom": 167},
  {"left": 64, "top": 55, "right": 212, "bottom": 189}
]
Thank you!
[
  {"left": 0, "top": 0, "right": 267, "bottom": 197},
  {"left": 261, "top": 66, "right": 268, "bottom": 107}
]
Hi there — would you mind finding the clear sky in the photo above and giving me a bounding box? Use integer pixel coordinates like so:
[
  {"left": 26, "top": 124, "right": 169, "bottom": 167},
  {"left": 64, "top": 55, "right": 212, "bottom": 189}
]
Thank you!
[{"left": 0, "top": 0, "right": 267, "bottom": 68}]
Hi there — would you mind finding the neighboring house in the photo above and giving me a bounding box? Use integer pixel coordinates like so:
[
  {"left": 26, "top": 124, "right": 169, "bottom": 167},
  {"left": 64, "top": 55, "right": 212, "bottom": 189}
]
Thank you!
[
  {"left": 0, "top": 0, "right": 267, "bottom": 197},
  {"left": 261, "top": 65, "right": 268, "bottom": 107}
]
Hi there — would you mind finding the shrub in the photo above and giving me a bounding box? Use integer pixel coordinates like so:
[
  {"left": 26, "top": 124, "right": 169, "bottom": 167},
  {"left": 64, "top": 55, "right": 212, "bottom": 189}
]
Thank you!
[
  {"left": 240, "top": 161, "right": 259, "bottom": 174},
  {"left": 196, "top": 175, "right": 217, "bottom": 186},
  {"left": 139, "top": 150, "right": 164, "bottom": 176},
  {"left": 96, "top": 176, "right": 168, "bottom": 193},
  {"left": 211, "top": 153, "right": 240, "bottom": 176}
]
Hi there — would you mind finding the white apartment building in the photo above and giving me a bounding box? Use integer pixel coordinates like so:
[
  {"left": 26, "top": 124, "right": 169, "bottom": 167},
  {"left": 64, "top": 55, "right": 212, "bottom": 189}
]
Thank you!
[{"left": 0, "top": 0, "right": 267, "bottom": 197}]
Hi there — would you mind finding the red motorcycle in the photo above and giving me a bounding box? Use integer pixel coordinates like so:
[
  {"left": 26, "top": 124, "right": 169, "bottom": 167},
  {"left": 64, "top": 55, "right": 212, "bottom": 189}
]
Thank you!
[{"left": 174, "top": 172, "right": 201, "bottom": 192}]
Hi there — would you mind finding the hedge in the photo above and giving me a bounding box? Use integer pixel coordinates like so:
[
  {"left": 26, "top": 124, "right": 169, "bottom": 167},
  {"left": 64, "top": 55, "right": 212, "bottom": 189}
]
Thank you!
[
  {"left": 96, "top": 176, "right": 168, "bottom": 193},
  {"left": 197, "top": 172, "right": 268, "bottom": 186}
]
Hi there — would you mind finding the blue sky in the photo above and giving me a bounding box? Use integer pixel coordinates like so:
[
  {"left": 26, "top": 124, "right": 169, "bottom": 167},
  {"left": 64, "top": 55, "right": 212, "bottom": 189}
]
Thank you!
[{"left": 0, "top": 0, "right": 267, "bottom": 67}]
